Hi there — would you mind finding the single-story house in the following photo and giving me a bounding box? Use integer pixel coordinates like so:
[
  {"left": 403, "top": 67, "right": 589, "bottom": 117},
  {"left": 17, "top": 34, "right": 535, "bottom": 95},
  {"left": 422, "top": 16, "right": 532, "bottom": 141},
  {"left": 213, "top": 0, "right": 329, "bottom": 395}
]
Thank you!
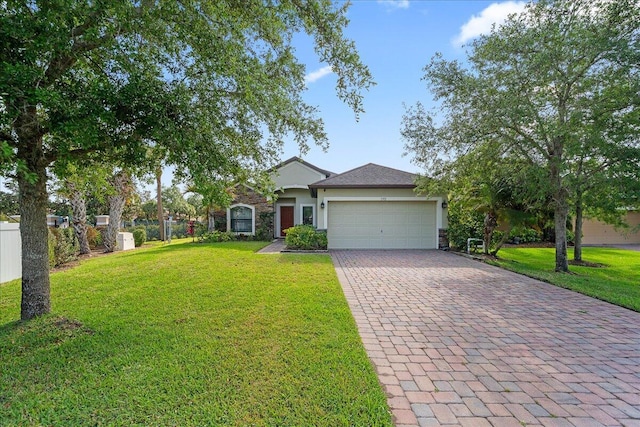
[
  {"left": 219, "top": 156, "right": 448, "bottom": 250},
  {"left": 581, "top": 211, "right": 640, "bottom": 245}
]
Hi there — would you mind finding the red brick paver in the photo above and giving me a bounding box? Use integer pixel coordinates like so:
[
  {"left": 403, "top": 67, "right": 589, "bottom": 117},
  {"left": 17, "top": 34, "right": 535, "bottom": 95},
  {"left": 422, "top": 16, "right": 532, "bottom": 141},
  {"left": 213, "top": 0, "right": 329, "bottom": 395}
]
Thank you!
[{"left": 331, "top": 250, "right": 640, "bottom": 427}]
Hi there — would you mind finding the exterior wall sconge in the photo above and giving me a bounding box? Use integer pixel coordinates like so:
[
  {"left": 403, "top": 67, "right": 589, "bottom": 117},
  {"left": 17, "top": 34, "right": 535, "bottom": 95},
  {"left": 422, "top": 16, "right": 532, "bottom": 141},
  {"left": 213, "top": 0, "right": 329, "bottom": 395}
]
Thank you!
[
  {"left": 320, "top": 202, "right": 325, "bottom": 209},
  {"left": 442, "top": 201, "right": 448, "bottom": 209}
]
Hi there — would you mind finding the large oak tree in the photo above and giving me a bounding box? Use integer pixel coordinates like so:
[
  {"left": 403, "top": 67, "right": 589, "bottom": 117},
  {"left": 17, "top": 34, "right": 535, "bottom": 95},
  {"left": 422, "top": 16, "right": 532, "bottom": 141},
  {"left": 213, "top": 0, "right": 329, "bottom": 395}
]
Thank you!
[
  {"left": 0, "top": 0, "right": 373, "bottom": 319},
  {"left": 402, "top": 0, "right": 639, "bottom": 272}
]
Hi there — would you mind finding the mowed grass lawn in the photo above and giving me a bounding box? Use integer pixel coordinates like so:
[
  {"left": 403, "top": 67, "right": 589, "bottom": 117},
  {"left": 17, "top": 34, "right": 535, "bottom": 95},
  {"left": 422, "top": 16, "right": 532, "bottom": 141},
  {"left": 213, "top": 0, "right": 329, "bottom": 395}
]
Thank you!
[
  {"left": 494, "top": 247, "right": 640, "bottom": 312},
  {"left": 0, "top": 241, "right": 392, "bottom": 427}
]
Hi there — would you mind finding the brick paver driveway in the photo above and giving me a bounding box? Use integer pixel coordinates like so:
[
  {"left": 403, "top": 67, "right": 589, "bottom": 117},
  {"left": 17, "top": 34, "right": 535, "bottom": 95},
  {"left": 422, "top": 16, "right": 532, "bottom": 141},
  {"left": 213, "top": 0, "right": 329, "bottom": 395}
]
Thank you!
[{"left": 331, "top": 250, "right": 640, "bottom": 427}]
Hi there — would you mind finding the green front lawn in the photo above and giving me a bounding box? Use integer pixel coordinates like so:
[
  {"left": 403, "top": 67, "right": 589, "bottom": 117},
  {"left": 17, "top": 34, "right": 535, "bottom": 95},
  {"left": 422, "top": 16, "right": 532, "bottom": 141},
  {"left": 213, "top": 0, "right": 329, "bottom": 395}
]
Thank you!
[
  {"left": 493, "top": 247, "right": 640, "bottom": 312},
  {"left": 0, "top": 241, "right": 391, "bottom": 426}
]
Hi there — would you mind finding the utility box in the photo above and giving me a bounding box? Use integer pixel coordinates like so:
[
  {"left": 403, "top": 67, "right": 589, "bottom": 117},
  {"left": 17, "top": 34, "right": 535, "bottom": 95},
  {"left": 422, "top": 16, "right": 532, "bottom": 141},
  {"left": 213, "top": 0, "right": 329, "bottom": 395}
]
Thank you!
[{"left": 116, "top": 232, "right": 135, "bottom": 251}]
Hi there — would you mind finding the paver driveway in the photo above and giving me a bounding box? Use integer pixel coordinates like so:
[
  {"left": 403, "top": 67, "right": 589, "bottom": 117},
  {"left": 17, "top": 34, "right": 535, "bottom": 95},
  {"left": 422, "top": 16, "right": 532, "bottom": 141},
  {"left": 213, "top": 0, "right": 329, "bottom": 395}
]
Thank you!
[{"left": 331, "top": 250, "right": 640, "bottom": 427}]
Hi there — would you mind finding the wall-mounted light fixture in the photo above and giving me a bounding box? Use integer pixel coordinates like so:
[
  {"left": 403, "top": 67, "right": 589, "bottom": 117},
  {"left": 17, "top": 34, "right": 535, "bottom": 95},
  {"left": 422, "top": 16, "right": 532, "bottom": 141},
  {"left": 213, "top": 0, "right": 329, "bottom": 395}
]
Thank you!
[
  {"left": 442, "top": 201, "right": 448, "bottom": 209},
  {"left": 320, "top": 201, "right": 325, "bottom": 209}
]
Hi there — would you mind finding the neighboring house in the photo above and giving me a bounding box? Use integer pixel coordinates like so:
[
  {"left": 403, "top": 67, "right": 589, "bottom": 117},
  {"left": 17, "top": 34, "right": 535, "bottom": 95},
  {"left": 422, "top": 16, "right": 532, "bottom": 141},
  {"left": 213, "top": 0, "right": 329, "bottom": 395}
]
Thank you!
[
  {"left": 216, "top": 156, "right": 448, "bottom": 249},
  {"left": 582, "top": 211, "right": 640, "bottom": 245}
]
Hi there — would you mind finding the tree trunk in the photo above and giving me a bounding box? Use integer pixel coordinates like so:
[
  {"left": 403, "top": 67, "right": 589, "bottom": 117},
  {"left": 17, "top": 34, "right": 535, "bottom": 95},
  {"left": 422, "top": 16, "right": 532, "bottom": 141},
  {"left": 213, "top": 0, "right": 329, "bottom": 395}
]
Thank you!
[
  {"left": 573, "top": 192, "right": 583, "bottom": 262},
  {"left": 207, "top": 206, "right": 215, "bottom": 232},
  {"left": 67, "top": 182, "right": 91, "bottom": 255},
  {"left": 16, "top": 113, "right": 51, "bottom": 320},
  {"left": 104, "top": 171, "right": 131, "bottom": 252},
  {"left": 490, "top": 224, "right": 513, "bottom": 257},
  {"left": 156, "top": 166, "right": 165, "bottom": 241},
  {"left": 483, "top": 210, "right": 498, "bottom": 255},
  {"left": 18, "top": 171, "right": 51, "bottom": 320},
  {"left": 554, "top": 203, "right": 569, "bottom": 272},
  {"left": 550, "top": 136, "right": 570, "bottom": 272}
]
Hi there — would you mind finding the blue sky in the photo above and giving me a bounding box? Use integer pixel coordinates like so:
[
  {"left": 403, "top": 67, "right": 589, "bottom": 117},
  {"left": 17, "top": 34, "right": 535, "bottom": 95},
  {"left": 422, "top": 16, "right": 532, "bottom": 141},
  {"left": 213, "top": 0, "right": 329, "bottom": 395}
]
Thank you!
[{"left": 280, "top": 0, "right": 527, "bottom": 175}]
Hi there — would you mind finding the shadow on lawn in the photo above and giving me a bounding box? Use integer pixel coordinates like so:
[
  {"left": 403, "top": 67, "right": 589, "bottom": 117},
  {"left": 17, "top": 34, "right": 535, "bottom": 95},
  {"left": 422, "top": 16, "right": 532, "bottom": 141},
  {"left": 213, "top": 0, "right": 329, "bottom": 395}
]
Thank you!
[
  {"left": 113, "top": 240, "right": 268, "bottom": 262},
  {"left": 0, "top": 319, "right": 21, "bottom": 335},
  {"left": 0, "top": 315, "right": 94, "bottom": 352}
]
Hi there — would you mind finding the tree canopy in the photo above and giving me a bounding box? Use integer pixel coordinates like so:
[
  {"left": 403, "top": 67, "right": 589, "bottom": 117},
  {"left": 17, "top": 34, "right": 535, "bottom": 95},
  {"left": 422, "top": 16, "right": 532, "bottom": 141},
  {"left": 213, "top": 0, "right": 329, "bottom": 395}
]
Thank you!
[
  {"left": 402, "top": 0, "right": 640, "bottom": 272},
  {"left": 0, "top": 0, "right": 373, "bottom": 319}
]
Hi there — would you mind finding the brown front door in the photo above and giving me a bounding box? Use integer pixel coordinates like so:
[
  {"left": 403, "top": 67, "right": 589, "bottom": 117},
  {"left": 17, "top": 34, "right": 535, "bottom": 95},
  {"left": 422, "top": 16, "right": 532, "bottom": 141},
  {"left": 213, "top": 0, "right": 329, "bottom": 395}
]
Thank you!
[{"left": 280, "top": 206, "right": 294, "bottom": 236}]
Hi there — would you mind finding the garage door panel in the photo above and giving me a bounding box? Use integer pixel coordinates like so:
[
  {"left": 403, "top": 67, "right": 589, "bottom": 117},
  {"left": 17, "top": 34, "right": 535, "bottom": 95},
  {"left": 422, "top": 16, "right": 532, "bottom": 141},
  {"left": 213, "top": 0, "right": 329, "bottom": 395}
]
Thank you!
[{"left": 327, "top": 201, "right": 436, "bottom": 249}]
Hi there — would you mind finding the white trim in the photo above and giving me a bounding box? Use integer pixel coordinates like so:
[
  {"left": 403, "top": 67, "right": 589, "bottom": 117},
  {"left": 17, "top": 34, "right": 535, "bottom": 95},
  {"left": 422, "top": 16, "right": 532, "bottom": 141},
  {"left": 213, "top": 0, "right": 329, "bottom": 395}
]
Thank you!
[
  {"left": 276, "top": 185, "right": 309, "bottom": 190},
  {"left": 276, "top": 203, "right": 295, "bottom": 238},
  {"left": 300, "top": 204, "right": 316, "bottom": 227},
  {"left": 322, "top": 197, "right": 443, "bottom": 249},
  {"left": 227, "top": 203, "right": 256, "bottom": 235}
]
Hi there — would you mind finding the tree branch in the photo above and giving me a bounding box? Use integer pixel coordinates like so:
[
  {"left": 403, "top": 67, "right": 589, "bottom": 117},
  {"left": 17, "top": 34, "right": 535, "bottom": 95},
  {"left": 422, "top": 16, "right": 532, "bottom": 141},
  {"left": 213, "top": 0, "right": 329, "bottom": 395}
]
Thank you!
[
  {"left": 70, "top": 8, "right": 104, "bottom": 39},
  {"left": 0, "top": 130, "right": 17, "bottom": 146},
  {"left": 41, "top": 33, "right": 118, "bottom": 88}
]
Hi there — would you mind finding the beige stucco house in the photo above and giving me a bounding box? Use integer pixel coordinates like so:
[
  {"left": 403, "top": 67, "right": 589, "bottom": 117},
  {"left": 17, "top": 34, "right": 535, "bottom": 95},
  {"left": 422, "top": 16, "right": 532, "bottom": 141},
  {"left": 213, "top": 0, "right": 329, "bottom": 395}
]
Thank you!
[
  {"left": 218, "top": 156, "right": 447, "bottom": 249},
  {"left": 271, "top": 157, "right": 448, "bottom": 249}
]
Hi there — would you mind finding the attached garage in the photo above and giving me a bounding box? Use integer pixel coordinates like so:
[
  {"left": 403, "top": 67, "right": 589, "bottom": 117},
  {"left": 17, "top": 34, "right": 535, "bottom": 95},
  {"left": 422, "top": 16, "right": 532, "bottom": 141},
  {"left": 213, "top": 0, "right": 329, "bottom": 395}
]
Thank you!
[
  {"left": 310, "top": 163, "right": 447, "bottom": 250},
  {"left": 327, "top": 200, "right": 437, "bottom": 249}
]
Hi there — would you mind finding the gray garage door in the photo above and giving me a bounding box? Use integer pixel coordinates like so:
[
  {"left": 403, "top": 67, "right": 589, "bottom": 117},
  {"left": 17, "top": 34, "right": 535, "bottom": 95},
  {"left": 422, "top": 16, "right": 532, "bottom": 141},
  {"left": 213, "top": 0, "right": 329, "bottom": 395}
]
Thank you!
[{"left": 327, "top": 201, "right": 436, "bottom": 249}]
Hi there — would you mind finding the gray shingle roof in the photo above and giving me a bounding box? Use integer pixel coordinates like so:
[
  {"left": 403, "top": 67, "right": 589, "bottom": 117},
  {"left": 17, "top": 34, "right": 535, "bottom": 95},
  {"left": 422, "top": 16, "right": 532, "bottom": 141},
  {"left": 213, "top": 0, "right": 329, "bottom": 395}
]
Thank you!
[{"left": 309, "top": 163, "right": 417, "bottom": 188}]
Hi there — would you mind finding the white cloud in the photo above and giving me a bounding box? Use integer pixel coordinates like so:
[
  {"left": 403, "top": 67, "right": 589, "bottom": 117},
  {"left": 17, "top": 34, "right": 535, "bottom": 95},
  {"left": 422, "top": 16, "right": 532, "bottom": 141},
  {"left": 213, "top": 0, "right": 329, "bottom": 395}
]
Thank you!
[
  {"left": 453, "top": 1, "right": 527, "bottom": 47},
  {"left": 304, "top": 65, "right": 333, "bottom": 84},
  {"left": 377, "top": 0, "right": 410, "bottom": 10}
]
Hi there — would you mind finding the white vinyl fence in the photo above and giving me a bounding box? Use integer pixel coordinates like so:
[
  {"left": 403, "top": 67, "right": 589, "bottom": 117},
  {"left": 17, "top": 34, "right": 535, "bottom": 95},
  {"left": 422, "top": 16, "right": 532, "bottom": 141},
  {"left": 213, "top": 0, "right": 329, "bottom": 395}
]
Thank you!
[{"left": 0, "top": 222, "right": 21, "bottom": 283}]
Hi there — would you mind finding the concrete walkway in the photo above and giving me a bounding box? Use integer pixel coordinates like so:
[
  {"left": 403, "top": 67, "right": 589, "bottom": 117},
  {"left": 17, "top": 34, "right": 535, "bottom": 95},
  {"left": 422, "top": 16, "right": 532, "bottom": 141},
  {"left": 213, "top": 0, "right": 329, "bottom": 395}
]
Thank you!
[
  {"left": 331, "top": 250, "right": 640, "bottom": 427},
  {"left": 256, "top": 239, "right": 286, "bottom": 253}
]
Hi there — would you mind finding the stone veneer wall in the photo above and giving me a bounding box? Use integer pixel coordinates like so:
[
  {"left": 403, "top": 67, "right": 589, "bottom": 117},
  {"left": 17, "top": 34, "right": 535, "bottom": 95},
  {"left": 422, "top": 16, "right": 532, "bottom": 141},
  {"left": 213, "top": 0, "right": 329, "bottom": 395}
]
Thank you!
[
  {"left": 214, "top": 186, "right": 274, "bottom": 238},
  {"left": 438, "top": 228, "right": 449, "bottom": 249}
]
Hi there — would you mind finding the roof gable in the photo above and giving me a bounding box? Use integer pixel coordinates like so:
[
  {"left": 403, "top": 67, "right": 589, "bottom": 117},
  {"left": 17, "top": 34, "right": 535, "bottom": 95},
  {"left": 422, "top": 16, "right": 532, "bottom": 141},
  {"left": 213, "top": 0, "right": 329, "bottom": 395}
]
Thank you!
[
  {"left": 309, "top": 163, "right": 417, "bottom": 188},
  {"left": 271, "top": 156, "right": 333, "bottom": 177},
  {"left": 270, "top": 156, "right": 332, "bottom": 189}
]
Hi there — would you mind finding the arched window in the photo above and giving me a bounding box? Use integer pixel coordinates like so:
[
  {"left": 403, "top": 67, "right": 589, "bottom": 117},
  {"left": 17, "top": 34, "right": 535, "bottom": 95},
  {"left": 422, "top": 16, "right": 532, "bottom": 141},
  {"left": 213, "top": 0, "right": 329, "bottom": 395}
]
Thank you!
[{"left": 228, "top": 204, "right": 255, "bottom": 234}]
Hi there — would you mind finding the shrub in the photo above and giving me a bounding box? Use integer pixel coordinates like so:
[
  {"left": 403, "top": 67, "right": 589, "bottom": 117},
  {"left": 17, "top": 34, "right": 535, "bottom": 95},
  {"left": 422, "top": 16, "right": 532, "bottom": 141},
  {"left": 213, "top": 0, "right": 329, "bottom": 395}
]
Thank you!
[
  {"left": 169, "top": 222, "right": 188, "bottom": 239},
  {"left": 234, "top": 233, "right": 256, "bottom": 241},
  {"left": 144, "top": 224, "right": 160, "bottom": 241},
  {"left": 491, "top": 230, "right": 505, "bottom": 246},
  {"left": 509, "top": 227, "right": 542, "bottom": 244},
  {"left": 194, "top": 222, "right": 209, "bottom": 238},
  {"left": 48, "top": 227, "right": 79, "bottom": 268},
  {"left": 47, "top": 229, "right": 56, "bottom": 269},
  {"left": 198, "top": 231, "right": 237, "bottom": 243},
  {"left": 132, "top": 227, "right": 147, "bottom": 247},
  {"left": 285, "top": 225, "right": 327, "bottom": 250},
  {"left": 255, "top": 211, "right": 274, "bottom": 241},
  {"left": 446, "top": 202, "right": 484, "bottom": 250},
  {"left": 86, "top": 226, "right": 102, "bottom": 249},
  {"left": 146, "top": 221, "right": 189, "bottom": 240},
  {"left": 214, "top": 217, "right": 227, "bottom": 232}
]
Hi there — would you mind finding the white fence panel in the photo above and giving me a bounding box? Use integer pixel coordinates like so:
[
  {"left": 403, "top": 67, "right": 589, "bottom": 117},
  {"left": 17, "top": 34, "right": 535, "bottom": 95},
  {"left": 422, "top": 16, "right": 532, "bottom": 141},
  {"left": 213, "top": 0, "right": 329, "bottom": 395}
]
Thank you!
[{"left": 0, "top": 222, "right": 21, "bottom": 283}]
